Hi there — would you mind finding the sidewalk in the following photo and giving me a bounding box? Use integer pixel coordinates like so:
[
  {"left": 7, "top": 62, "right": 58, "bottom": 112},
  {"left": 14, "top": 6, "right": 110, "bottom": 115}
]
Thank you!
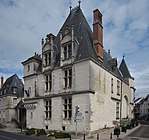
[
  {"left": 0, "top": 125, "right": 140, "bottom": 140},
  {"left": 68, "top": 125, "right": 140, "bottom": 140},
  {"left": 0, "top": 127, "right": 24, "bottom": 134},
  {"left": 85, "top": 125, "right": 140, "bottom": 140}
]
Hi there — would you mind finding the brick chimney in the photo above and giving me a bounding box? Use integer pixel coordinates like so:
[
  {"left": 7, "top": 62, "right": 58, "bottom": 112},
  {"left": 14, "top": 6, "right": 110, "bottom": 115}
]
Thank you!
[
  {"left": 1, "top": 76, "right": 4, "bottom": 88},
  {"left": 93, "top": 9, "right": 103, "bottom": 63}
]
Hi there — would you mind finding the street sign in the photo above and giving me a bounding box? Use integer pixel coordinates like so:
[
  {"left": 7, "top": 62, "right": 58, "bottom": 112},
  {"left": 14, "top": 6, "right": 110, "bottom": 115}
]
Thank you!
[{"left": 75, "top": 115, "right": 84, "bottom": 122}]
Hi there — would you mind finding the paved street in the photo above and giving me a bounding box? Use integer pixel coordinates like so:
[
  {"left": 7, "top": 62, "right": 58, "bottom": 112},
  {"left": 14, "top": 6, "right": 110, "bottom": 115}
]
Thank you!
[
  {"left": 0, "top": 130, "right": 48, "bottom": 140},
  {"left": 124, "top": 125, "right": 149, "bottom": 140}
]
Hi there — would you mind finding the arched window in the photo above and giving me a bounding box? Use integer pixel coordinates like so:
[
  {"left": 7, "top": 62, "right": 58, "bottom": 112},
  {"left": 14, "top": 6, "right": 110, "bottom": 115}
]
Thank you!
[{"left": 124, "top": 95, "right": 129, "bottom": 118}]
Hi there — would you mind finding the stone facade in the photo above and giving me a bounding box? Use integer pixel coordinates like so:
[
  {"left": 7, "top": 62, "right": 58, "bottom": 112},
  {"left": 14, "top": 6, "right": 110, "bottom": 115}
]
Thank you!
[{"left": 22, "top": 6, "right": 135, "bottom": 133}]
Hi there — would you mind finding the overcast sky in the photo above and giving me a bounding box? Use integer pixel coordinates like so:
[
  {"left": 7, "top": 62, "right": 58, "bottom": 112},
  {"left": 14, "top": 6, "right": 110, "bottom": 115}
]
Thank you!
[{"left": 0, "top": 0, "right": 149, "bottom": 98}]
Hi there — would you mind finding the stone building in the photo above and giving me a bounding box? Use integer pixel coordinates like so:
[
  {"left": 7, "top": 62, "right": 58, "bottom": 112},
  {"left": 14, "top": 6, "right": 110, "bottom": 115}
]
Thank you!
[
  {"left": 0, "top": 74, "right": 24, "bottom": 127},
  {"left": 140, "top": 94, "right": 149, "bottom": 120},
  {"left": 22, "top": 5, "right": 135, "bottom": 133}
]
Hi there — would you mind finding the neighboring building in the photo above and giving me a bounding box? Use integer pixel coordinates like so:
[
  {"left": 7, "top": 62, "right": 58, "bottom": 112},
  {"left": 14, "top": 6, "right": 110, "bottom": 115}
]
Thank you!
[
  {"left": 134, "top": 97, "right": 143, "bottom": 119},
  {"left": 140, "top": 94, "right": 149, "bottom": 120},
  {"left": 22, "top": 5, "right": 135, "bottom": 133},
  {"left": 0, "top": 74, "right": 24, "bottom": 127}
]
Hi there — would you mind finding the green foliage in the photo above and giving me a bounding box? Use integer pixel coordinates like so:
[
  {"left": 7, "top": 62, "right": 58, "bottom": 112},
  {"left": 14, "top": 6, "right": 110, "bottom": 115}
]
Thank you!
[
  {"left": 48, "top": 131, "right": 70, "bottom": 139},
  {"left": 120, "top": 118, "right": 131, "bottom": 127},
  {"left": 0, "top": 123, "right": 6, "bottom": 129},
  {"left": 54, "top": 131, "right": 70, "bottom": 138},
  {"left": 25, "top": 128, "right": 36, "bottom": 135},
  {"left": 37, "top": 129, "right": 47, "bottom": 136}
]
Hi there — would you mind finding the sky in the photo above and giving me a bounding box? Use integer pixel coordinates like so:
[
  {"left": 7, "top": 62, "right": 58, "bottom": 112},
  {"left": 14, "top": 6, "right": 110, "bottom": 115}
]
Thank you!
[{"left": 0, "top": 0, "right": 149, "bottom": 98}]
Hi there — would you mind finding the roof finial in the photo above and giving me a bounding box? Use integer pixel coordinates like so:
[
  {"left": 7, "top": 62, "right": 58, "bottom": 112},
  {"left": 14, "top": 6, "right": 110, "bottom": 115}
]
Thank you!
[
  {"left": 69, "top": 0, "right": 72, "bottom": 12},
  {"left": 78, "top": 0, "right": 81, "bottom": 8},
  {"left": 123, "top": 53, "right": 125, "bottom": 59}
]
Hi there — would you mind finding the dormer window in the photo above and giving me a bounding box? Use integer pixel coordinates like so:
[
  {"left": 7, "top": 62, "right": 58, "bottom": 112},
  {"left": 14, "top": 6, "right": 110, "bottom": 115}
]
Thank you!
[
  {"left": 63, "top": 43, "right": 72, "bottom": 60},
  {"left": 44, "top": 51, "right": 51, "bottom": 66},
  {"left": 12, "top": 87, "right": 17, "bottom": 94}
]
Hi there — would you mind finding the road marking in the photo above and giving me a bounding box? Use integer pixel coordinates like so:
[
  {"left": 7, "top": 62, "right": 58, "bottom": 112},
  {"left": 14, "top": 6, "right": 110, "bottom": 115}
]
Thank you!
[{"left": 0, "top": 134, "right": 16, "bottom": 140}]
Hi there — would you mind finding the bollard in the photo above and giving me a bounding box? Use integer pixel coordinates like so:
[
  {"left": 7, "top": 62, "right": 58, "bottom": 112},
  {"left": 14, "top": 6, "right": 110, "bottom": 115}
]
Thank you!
[
  {"left": 83, "top": 134, "right": 85, "bottom": 140},
  {"left": 69, "top": 135, "right": 71, "bottom": 140},
  {"left": 110, "top": 133, "right": 112, "bottom": 139},
  {"left": 97, "top": 133, "right": 99, "bottom": 140}
]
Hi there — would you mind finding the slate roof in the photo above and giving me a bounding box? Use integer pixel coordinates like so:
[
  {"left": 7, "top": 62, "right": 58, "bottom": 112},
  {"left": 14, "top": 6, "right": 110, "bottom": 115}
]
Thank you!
[
  {"left": 54, "top": 6, "right": 98, "bottom": 66},
  {"left": 53, "top": 6, "right": 125, "bottom": 79},
  {"left": 0, "top": 74, "right": 24, "bottom": 97},
  {"left": 22, "top": 53, "right": 42, "bottom": 65},
  {"left": 23, "top": 6, "right": 132, "bottom": 81},
  {"left": 119, "top": 57, "right": 132, "bottom": 79},
  {"left": 135, "top": 97, "right": 144, "bottom": 104},
  {"left": 144, "top": 94, "right": 149, "bottom": 101},
  {"left": 15, "top": 100, "right": 25, "bottom": 109}
]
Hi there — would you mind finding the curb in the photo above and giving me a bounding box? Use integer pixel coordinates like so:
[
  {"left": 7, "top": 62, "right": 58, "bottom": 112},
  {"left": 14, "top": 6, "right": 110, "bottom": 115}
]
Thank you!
[{"left": 120, "top": 124, "right": 141, "bottom": 139}]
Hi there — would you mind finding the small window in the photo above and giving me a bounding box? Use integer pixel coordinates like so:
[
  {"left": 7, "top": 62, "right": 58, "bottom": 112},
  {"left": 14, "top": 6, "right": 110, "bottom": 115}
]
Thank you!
[
  {"left": 116, "top": 102, "right": 119, "bottom": 119},
  {"left": 13, "top": 98, "right": 17, "bottom": 106},
  {"left": 111, "top": 78, "right": 113, "bottom": 94},
  {"left": 46, "top": 126, "right": 48, "bottom": 130},
  {"left": 12, "top": 87, "right": 17, "bottom": 94},
  {"left": 31, "top": 112, "right": 33, "bottom": 119},
  {"left": 28, "top": 87, "right": 31, "bottom": 96},
  {"left": 117, "top": 80, "right": 120, "bottom": 95},
  {"left": 62, "top": 126, "right": 65, "bottom": 131},
  {"left": 27, "top": 65, "right": 30, "bottom": 72}
]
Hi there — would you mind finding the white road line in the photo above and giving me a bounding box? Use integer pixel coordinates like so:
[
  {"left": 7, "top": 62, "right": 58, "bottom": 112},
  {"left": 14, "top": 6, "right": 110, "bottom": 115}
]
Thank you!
[{"left": 0, "top": 134, "right": 16, "bottom": 140}]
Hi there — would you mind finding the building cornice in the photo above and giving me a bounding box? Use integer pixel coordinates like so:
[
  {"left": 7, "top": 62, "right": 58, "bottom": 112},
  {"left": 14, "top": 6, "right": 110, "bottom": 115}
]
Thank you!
[{"left": 24, "top": 90, "right": 95, "bottom": 101}]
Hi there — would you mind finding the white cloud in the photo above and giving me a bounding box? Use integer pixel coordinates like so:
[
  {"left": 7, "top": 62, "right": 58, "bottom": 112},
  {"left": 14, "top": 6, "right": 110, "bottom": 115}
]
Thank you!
[{"left": 0, "top": 0, "right": 149, "bottom": 98}]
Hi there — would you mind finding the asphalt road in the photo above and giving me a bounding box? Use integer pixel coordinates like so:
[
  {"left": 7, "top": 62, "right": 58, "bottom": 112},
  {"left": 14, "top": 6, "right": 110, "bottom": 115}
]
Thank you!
[
  {"left": 0, "top": 130, "right": 48, "bottom": 140},
  {"left": 126, "top": 125, "right": 149, "bottom": 139}
]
